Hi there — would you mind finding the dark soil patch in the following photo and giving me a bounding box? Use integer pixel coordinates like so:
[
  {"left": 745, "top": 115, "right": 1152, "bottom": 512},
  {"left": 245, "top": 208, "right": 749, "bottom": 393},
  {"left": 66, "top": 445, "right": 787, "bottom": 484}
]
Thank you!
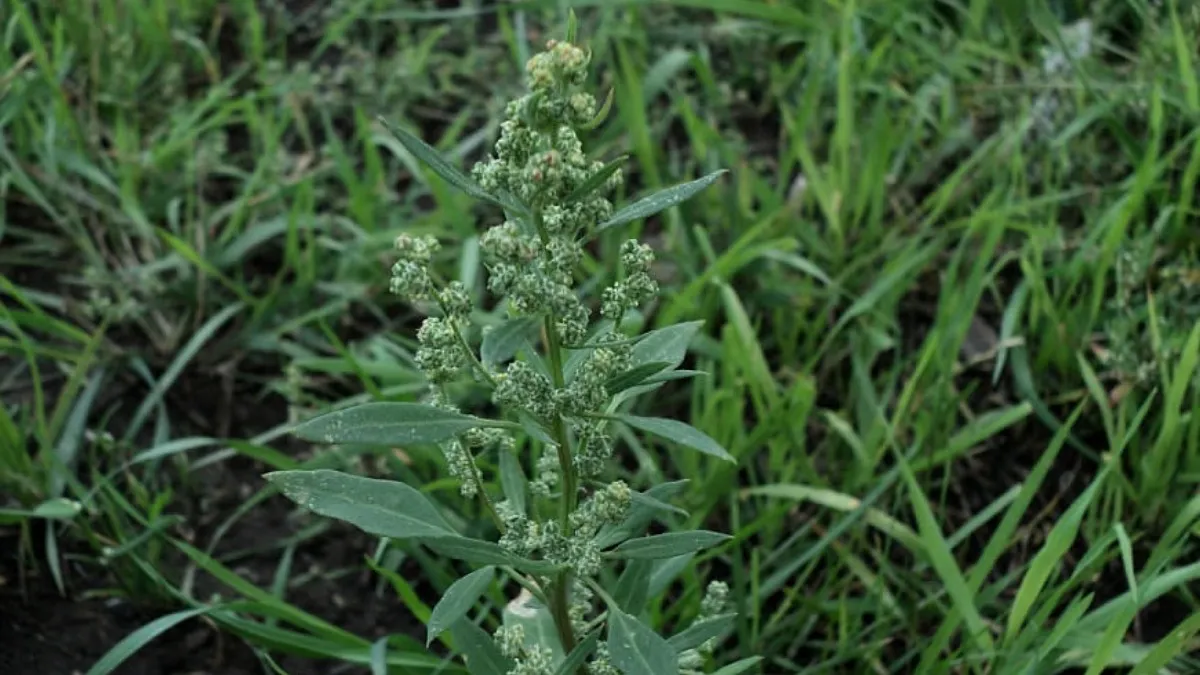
[
  {"left": 1, "top": 394, "right": 430, "bottom": 675},
  {"left": 1, "top": 534, "right": 262, "bottom": 675}
]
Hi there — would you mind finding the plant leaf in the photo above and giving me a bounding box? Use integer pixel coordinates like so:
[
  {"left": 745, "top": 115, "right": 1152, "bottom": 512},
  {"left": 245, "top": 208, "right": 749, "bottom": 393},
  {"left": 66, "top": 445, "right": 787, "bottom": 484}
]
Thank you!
[
  {"left": 516, "top": 411, "right": 557, "bottom": 446},
  {"left": 596, "top": 480, "right": 690, "bottom": 548},
  {"left": 566, "top": 155, "right": 627, "bottom": 204},
  {"left": 499, "top": 448, "right": 527, "bottom": 516},
  {"left": 641, "top": 369, "right": 705, "bottom": 386},
  {"left": 427, "top": 566, "right": 496, "bottom": 646},
  {"left": 667, "top": 613, "right": 736, "bottom": 652},
  {"left": 615, "top": 414, "right": 735, "bottom": 462},
  {"left": 379, "top": 117, "right": 507, "bottom": 208},
  {"left": 503, "top": 589, "right": 565, "bottom": 666},
  {"left": 605, "top": 361, "right": 672, "bottom": 395},
  {"left": 426, "top": 537, "right": 561, "bottom": 575},
  {"left": 648, "top": 553, "right": 696, "bottom": 599},
  {"left": 598, "top": 170, "right": 728, "bottom": 232},
  {"left": 449, "top": 619, "right": 513, "bottom": 675},
  {"left": 712, "top": 656, "right": 764, "bottom": 675},
  {"left": 631, "top": 321, "right": 703, "bottom": 371},
  {"left": 482, "top": 317, "right": 541, "bottom": 367},
  {"left": 265, "top": 470, "right": 455, "bottom": 539},
  {"left": 580, "top": 87, "right": 614, "bottom": 130},
  {"left": 630, "top": 490, "right": 688, "bottom": 519},
  {"left": 292, "top": 402, "right": 483, "bottom": 446},
  {"left": 612, "top": 559, "right": 653, "bottom": 615},
  {"left": 611, "top": 531, "right": 731, "bottom": 560},
  {"left": 555, "top": 631, "right": 600, "bottom": 675},
  {"left": 606, "top": 607, "right": 678, "bottom": 675}
]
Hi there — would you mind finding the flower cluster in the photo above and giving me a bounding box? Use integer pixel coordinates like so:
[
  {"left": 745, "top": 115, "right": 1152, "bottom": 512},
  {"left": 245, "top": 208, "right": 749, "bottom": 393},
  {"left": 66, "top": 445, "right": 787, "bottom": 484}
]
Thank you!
[
  {"left": 1028, "top": 18, "right": 1095, "bottom": 141},
  {"left": 678, "top": 582, "right": 731, "bottom": 672},
  {"left": 473, "top": 39, "right": 624, "bottom": 348},
  {"left": 1102, "top": 238, "right": 1200, "bottom": 391},
  {"left": 381, "top": 34, "right": 730, "bottom": 675}
]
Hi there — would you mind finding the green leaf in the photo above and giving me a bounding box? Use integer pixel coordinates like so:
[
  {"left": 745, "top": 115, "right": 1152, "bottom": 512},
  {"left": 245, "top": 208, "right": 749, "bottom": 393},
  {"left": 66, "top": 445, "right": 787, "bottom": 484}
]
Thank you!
[
  {"left": 631, "top": 321, "right": 703, "bottom": 371},
  {"left": 292, "top": 402, "right": 484, "bottom": 446},
  {"left": 32, "top": 498, "right": 82, "bottom": 520},
  {"left": 607, "top": 607, "right": 677, "bottom": 675},
  {"left": 598, "top": 170, "right": 728, "bottom": 232},
  {"left": 611, "top": 531, "right": 731, "bottom": 560},
  {"left": 711, "top": 656, "right": 764, "bottom": 675},
  {"left": 379, "top": 117, "right": 508, "bottom": 208},
  {"left": 482, "top": 317, "right": 540, "bottom": 367},
  {"left": 85, "top": 607, "right": 214, "bottom": 675},
  {"left": 426, "top": 537, "right": 561, "bottom": 575},
  {"left": 563, "top": 319, "right": 618, "bottom": 381},
  {"left": 667, "top": 613, "right": 736, "bottom": 652},
  {"left": 630, "top": 490, "right": 688, "bottom": 519},
  {"left": 566, "top": 8, "right": 579, "bottom": 43},
  {"left": 566, "top": 155, "right": 627, "bottom": 204},
  {"left": 596, "top": 480, "right": 690, "bottom": 548},
  {"left": 450, "top": 619, "right": 513, "bottom": 675},
  {"left": 265, "top": 470, "right": 456, "bottom": 539},
  {"left": 555, "top": 631, "right": 600, "bottom": 675},
  {"left": 615, "top": 414, "right": 735, "bottom": 462},
  {"left": 612, "top": 559, "right": 653, "bottom": 615},
  {"left": 641, "top": 369, "right": 705, "bottom": 386},
  {"left": 605, "top": 361, "right": 672, "bottom": 395},
  {"left": 499, "top": 448, "right": 527, "bottom": 516},
  {"left": 516, "top": 411, "right": 557, "bottom": 446},
  {"left": 1127, "top": 612, "right": 1200, "bottom": 675},
  {"left": 648, "top": 553, "right": 696, "bottom": 598},
  {"left": 427, "top": 566, "right": 496, "bottom": 646},
  {"left": 503, "top": 589, "right": 565, "bottom": 666},
  {"left": 580, "top": 87, "right": 614, "bottom": 130}
]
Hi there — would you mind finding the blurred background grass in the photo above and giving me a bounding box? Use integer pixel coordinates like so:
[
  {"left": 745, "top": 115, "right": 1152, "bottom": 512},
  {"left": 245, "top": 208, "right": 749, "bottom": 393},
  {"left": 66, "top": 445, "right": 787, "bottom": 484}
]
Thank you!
[{"left": 1, "top": 0, "right": 1199, "bottom": 673}]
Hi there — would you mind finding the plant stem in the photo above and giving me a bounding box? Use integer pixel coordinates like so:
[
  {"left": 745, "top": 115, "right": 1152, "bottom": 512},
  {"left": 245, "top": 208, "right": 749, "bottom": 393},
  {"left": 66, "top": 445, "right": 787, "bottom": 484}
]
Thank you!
[
  {"left": 550, "top": 574, "right": 578, "bottom": 656},
  {"left": 439, "top": 384, "right": 504, "bottom": 533},
  {"left": 533, "top": 207, "right": 580, "bottom": 660}
]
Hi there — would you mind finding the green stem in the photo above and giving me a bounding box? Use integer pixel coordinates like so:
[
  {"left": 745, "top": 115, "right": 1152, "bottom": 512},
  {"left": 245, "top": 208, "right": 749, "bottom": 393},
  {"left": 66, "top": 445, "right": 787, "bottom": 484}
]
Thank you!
[
  {"left": 533, "top": 207, "right": 581, "bottom": 660},
  {"left": 550, "top": 574, "right": 578, "bottom": 656},
  {"left": 440, "top": 385, "right": 504, "bottom": 533}
]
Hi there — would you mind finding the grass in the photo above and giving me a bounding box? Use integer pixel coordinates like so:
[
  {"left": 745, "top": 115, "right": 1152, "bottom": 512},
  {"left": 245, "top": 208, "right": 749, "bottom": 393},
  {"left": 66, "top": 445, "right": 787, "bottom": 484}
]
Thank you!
[{"left": 1, "top": 0, "right": 1199, "bottom": 673}]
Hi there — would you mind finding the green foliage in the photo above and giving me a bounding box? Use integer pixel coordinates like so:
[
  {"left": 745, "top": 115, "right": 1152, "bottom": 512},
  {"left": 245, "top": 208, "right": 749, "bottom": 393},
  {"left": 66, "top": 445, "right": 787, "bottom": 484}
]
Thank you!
[
  {"left": 2, "top": 1, "right": 1200, "bottom": 674},
  {"left": 270, "top": 23, "right": 734, "bottom": 675}
]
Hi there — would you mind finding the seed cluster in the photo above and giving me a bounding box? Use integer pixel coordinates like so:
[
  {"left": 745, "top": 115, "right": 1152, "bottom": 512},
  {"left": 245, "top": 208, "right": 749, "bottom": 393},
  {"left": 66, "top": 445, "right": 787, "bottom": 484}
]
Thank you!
[{"left": 386, "top": 35, "right": 727, "bottom": 675}]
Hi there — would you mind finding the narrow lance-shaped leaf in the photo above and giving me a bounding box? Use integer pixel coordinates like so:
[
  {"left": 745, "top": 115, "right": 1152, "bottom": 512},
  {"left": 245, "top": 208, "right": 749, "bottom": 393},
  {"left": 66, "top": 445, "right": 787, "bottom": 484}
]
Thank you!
[
  {"left": 612, "top": 559, "right": 653, "bottom": 615},
  {"left": 449, "top": 618, "right": 513, "bottom": 675},
  {"left": 425, "top": 537, "right": 561, "bottom": 575},
  {"left": 499, "top": 448, "right": 528, "bottom": 516},
  {"left": 427, "top": 566, "right": 496, "bottom": 646},
  {"left": 630, "top": 321, "right": 703, "bottom": 371},
  {"left": 648, "top": 553, "right": 696, "bottom": 599},
  {"left": 610, "top": 531, "right": 732, "bottom": 560},
  {"left": 596, "top": 480, "right": 690, "bottom": 548},
  {"left": 629, "top": 490, "right": 688, "bottom": 518},
  {"left": 615, "top": 414, "right": 735, "bottom": 462},
  {"left": 554, "top": 631, "right": 600, "bottom": 675},
  {"left": 503, "top": 589, "right": 566, "bottom": 666},
  {"left": 379, "top": 117, "right": 507, "bottom": 208},
  {"left": 482, "top": 316, "right": 541, "bottom": 366},
  {"left": 265, "top": 470, "right": 456, "bottom": 540},
  {"left": 711, "top": 656, "right": 764, "bottom": 675},
  {"left": 667, "top": 613, "right": 736, "bottom": 652},
  {"left": 606, "top": 607, "right": 678, "bottom": 675},
  {"left": 565, "top": 154, "right": 627, "bottom": 204},
  {"left": 605, "top": 361, "right": 673, "bottom": 395},
  {"left": 597, "top": 170, "right": 728, "bottom": 233},
  {"left": 580, "top": 87, "right": 614, "bottom": 130},
  {"left": 292, "top": 402, "right": 485, "bottom": 446}
]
